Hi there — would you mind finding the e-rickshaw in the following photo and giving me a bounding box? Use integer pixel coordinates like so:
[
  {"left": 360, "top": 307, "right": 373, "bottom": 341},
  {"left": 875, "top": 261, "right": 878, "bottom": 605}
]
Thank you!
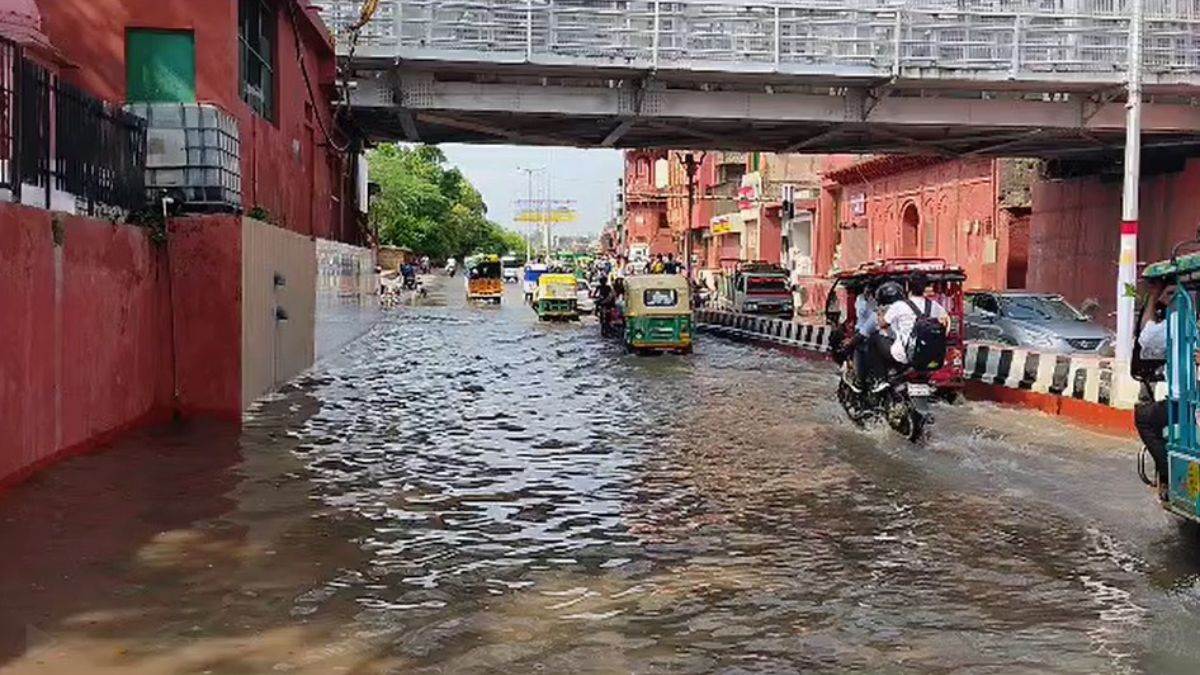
[
  {"left": 466, "top": 255, "right": 504, "bottom": 303},
  {"left": 622, "top": 274, "right": 693, "bottom": 354},
  {"left": 825, "top": 258, "right": 967, "bottom": 392},
  {"left": 1139, "top": 243, "right": 1200, "bottom": 524},
  {"left": 534, "top": 273, "right": 580, "bottom": 320}
]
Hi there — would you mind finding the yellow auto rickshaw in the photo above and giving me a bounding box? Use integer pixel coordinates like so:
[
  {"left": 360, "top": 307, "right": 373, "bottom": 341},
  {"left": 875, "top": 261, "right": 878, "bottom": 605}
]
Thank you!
[
  {"left": 534, "top": 273, "right": 579, "bottom": 320},
  {"left": 467, "top": 255, "right": 503, "bottom": 304},
  {"left": 623, "top": 274, "right": 693, "bottom": 353}
]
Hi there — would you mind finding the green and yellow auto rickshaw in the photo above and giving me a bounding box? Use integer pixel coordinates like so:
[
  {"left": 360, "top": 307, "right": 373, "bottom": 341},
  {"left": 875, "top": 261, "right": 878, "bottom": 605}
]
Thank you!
[
  {"left": 622, "top": 274, "right": 693, "bottom": 353},
  {"left": 534, "top": 273, "right": 580, "bottom": 321}
]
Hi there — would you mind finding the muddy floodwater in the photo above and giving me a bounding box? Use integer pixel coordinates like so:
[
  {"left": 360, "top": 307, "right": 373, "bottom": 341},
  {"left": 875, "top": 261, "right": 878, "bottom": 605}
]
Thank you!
[{"left": 6, "top": 276, "right": 1200, "bottom": 674}]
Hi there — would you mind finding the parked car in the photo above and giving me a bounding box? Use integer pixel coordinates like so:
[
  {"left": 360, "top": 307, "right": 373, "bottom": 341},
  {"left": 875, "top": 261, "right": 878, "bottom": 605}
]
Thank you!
[
  {"left": 964, "top": 291, "right": 1114, "bottom": 355},
  {"left": 576, "top": 280, "right": 596, "bottom": 314}
]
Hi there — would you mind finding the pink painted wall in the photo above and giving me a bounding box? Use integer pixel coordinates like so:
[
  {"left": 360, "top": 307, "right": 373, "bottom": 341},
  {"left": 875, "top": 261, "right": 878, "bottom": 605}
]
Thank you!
[
  {"left": 1027, "top": 158, "right": 1200, "bottom": 324},
  {"left": 0, "top": 207, "right": 244, "bottom": 488},
  {"left": 623, "top": 149, "right": 671, "bottom": 256},
  {"left": 822, "top": 157, "right": 1010, "bottom": 290}
]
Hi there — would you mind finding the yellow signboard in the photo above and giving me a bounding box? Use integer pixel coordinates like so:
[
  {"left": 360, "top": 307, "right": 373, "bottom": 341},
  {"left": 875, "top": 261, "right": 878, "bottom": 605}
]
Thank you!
[
  {"left": 515, "top": 208, "right": 578, "bottom": 224},
  {"left": 711, "top": 214, "right": 741, "bottom": 235}
]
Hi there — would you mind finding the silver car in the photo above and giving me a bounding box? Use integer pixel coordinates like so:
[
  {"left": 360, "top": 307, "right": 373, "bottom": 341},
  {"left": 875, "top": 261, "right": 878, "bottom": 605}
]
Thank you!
[{"left": 965, "top": 291, "right": 1114, "bottom": 356}]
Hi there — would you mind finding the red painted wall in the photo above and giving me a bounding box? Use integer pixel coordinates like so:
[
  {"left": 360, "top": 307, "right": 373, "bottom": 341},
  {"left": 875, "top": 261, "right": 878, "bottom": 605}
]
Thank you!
[
  {"left": 0, "top": 204, "right": 243, "bottom": 487},
  {"left": 1027, "top": 158, "right": 1200, "bottom": 324},
  {"left": 167, "top": 216, "right": 243, "bottom": 419},
  {"left": 39, "top": 0, "right": 356, "bottom": 243},
  {"left": 1, "top": 205, "right": 171, "bottom": 486}
]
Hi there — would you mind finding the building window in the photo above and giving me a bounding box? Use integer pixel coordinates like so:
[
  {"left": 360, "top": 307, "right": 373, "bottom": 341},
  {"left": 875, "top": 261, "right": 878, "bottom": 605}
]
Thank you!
[
  {"left": 127, "top": 30, "right": 196, "bottom": 103},
  {"left": 239, "top": 0, "right": 276, "bottom": 120}
]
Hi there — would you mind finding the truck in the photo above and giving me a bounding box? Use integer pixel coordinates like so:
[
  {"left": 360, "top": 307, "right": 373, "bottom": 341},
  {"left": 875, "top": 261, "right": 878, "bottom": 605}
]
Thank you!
[{"left": 722, "top": 262, "right": 794, "bottom": 316}]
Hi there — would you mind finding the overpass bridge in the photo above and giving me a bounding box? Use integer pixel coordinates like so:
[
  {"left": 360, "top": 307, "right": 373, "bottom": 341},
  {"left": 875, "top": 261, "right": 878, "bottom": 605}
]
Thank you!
[{"left": 316, "top": 0, "right": 1200, "bottom": 157}]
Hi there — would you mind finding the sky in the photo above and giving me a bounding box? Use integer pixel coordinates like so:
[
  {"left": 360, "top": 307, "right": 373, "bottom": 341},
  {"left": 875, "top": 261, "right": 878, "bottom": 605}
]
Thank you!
[{"left": 439, "top": 144, "right": 623, "bottom": 238}]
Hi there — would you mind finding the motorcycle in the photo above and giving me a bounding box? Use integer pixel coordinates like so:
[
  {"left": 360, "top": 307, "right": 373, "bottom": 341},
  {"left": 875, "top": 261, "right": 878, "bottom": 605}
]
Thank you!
[
  {"left": 598, "top": 302, "right": 624, "bottom": 338},
  {"left": 836, "top": 358, "right": 933, "bottom": 442}
]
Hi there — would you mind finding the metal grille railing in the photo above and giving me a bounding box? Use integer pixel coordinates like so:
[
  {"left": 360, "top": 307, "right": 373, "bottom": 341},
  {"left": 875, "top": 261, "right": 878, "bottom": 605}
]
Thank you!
[
  {"left": 0, "top": 36, "right": 147, "bottom": 214},
  {"left": 55, "top": 81, "right": 148, "bottom": 214},
  {"left": 314, "top": 0, "right": 1200, "bottom": 81}
]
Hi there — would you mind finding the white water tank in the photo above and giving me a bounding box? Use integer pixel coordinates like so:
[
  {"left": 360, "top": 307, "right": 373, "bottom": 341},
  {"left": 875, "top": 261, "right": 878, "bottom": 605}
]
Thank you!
[{"left": 126, "top": 102, "right": 241, "bottom": 212}]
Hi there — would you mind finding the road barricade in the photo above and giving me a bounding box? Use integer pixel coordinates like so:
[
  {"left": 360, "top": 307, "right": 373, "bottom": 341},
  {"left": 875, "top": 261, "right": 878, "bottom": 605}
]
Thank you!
[{"left": 694, "top": 308, "right": 1138, "bottom": 433}]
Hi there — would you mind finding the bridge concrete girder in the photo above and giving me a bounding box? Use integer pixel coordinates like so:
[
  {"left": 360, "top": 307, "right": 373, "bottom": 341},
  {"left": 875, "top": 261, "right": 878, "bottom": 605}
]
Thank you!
[{"left": 350, "top": 73, "right": 1200, "bottom": 156}]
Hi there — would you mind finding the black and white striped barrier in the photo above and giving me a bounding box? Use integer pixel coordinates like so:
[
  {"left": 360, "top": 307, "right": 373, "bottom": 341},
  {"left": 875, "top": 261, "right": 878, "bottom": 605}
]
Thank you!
[
  {"left": 694, "top": 309, "right": 831, "bottom": 353},
  {"left": 961, "top": 343, "right": 1127, "bottom": 407},
  {"left": 694, "top": 309, "right": 1138, "bottom": 410}
]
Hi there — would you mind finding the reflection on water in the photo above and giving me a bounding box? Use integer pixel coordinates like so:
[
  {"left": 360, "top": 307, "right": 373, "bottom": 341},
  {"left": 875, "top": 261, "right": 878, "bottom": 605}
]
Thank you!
[{"left": 4, "top": 279, "right": 1200, "bottom": 673}]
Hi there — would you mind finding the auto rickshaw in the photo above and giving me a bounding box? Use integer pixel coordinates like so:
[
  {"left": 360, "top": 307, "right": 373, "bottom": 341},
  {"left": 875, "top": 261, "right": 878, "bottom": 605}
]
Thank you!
[
  {"left": 824, "top": 258, "right": 967, "bottom": 393},
  {"left": 1139, "top": 241, "right": 1200, "bottom": 523},
  {"left": 623, "top": 274, "right": 693, "bottom": 354},
  {"left": 466, "top": 255, "right": 504, "bottom": 304},
  {"left": 534, "top": 273, "right": 579, "bottom": 320}
]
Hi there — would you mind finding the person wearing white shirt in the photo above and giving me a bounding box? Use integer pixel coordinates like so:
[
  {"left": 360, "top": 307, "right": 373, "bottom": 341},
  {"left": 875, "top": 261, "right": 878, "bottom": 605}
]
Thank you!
[
  {"left": 847, "top": 283, "right": 879, "bottom": 394},
  {"left": 1134, "top": 280, "right": 1173, "bottom": 497},
  {"left": 876, "top": 274, "right": 949, "bottom": 366}
]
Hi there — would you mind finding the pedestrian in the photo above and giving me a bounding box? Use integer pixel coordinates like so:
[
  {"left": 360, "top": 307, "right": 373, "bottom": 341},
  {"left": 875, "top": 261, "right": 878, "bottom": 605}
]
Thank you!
[
  {"left": 664, "top": 253, "right": 681, "bottom": 275},
  {"left": 650, "top": 254, "right": 666, "bottom": 274}
]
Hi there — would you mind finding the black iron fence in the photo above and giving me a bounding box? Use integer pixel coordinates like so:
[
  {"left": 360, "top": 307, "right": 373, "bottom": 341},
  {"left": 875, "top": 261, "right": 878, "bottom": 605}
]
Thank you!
[{"left": 0, "top": 36, "right": 147, "bottom": 214}]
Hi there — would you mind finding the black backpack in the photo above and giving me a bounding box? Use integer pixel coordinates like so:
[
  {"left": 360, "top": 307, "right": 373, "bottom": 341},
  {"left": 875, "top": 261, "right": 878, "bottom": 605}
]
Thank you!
[{"left": 903, "top": 298, "right": 948, "bottom": 371}]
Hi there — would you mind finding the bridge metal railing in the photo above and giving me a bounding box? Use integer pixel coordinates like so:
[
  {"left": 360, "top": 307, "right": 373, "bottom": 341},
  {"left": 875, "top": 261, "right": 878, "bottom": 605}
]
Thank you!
[{"left": 315, "top": 0, "right": 1200, "bottom": 83}]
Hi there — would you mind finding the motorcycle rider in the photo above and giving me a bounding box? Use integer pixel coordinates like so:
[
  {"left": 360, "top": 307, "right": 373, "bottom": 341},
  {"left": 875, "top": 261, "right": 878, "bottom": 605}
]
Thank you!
[
  {"left": 869, "top": 275, "right": 949, "bottom": 383},
  {"left": 401, "top": 261, "right": 417, "bottom": 290},
  {"left": 593, "top": 276, "right": 616, "bottom": 334}
]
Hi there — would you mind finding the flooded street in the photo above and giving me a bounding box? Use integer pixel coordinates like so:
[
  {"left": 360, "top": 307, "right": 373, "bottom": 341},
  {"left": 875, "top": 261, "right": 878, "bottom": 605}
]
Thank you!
[{"left": 7, "top": 276, "right": 1200, "bottom": 674}]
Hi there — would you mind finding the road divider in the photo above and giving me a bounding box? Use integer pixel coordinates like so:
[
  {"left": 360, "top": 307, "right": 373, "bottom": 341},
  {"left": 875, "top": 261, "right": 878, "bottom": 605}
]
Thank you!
[{"left": 695, "top": 308, "right": 1136, "bottom": 435}]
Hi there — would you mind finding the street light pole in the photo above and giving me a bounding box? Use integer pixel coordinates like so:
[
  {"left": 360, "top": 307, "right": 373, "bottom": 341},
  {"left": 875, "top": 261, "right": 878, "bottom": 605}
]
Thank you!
[{"left": 1116, "top": 0, "right": 1144, "bottom": 365}]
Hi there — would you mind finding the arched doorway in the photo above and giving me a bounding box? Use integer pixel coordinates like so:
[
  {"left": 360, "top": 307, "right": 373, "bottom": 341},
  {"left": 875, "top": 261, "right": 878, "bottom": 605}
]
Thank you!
[{"left": 901, "top": 202, "right": 920, "bottom": 256}]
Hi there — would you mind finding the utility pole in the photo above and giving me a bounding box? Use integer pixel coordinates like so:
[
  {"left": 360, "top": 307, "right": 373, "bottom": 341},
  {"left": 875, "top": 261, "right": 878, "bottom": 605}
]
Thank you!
[
  {"left": 679, "top": 152, "right": 705, "bottom": 281},
  {"left": 517, "top": 166, "right": 543, "bottom": 261},
  {"left": 543, "top": 172, "right": 552, "bottom": 258},
  {"left": 1116, "top": 0, "right": 1144, "bottom": 366}
]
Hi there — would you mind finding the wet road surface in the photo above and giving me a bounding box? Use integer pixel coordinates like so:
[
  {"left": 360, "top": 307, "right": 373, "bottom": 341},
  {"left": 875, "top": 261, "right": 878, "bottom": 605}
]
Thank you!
[{"left": 5, "top": 276, "right": 1200, "bottom": 673}]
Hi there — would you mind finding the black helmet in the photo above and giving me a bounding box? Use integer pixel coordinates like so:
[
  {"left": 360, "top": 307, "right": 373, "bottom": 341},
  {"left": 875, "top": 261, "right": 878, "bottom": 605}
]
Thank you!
[{"left": 875, "top": 281, "right": 905, "bottom": 306}]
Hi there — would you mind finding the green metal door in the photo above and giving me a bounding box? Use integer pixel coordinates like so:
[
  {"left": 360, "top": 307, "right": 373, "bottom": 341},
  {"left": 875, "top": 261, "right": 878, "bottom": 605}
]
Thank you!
[{"left": 127, "top": 30, "right": 196, "bottom": 103}]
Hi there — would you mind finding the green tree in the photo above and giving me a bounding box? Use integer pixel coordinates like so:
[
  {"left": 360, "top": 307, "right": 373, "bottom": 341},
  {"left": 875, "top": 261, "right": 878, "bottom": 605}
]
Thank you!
[{"left": 368, "top": 144, "right": 525, "bottom": 260}]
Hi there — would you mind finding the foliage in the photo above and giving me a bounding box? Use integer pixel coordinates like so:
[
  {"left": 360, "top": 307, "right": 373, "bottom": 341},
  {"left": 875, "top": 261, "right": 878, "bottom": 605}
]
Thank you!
[{"left": 368, "top": 145, "right": 525, "bottom": 260}]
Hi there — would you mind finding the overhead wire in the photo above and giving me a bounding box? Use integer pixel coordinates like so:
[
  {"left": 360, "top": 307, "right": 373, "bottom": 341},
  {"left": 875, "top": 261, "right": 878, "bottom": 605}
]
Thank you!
[{"left": 284, "top": 0, "right": 382, "bottom": 155}]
